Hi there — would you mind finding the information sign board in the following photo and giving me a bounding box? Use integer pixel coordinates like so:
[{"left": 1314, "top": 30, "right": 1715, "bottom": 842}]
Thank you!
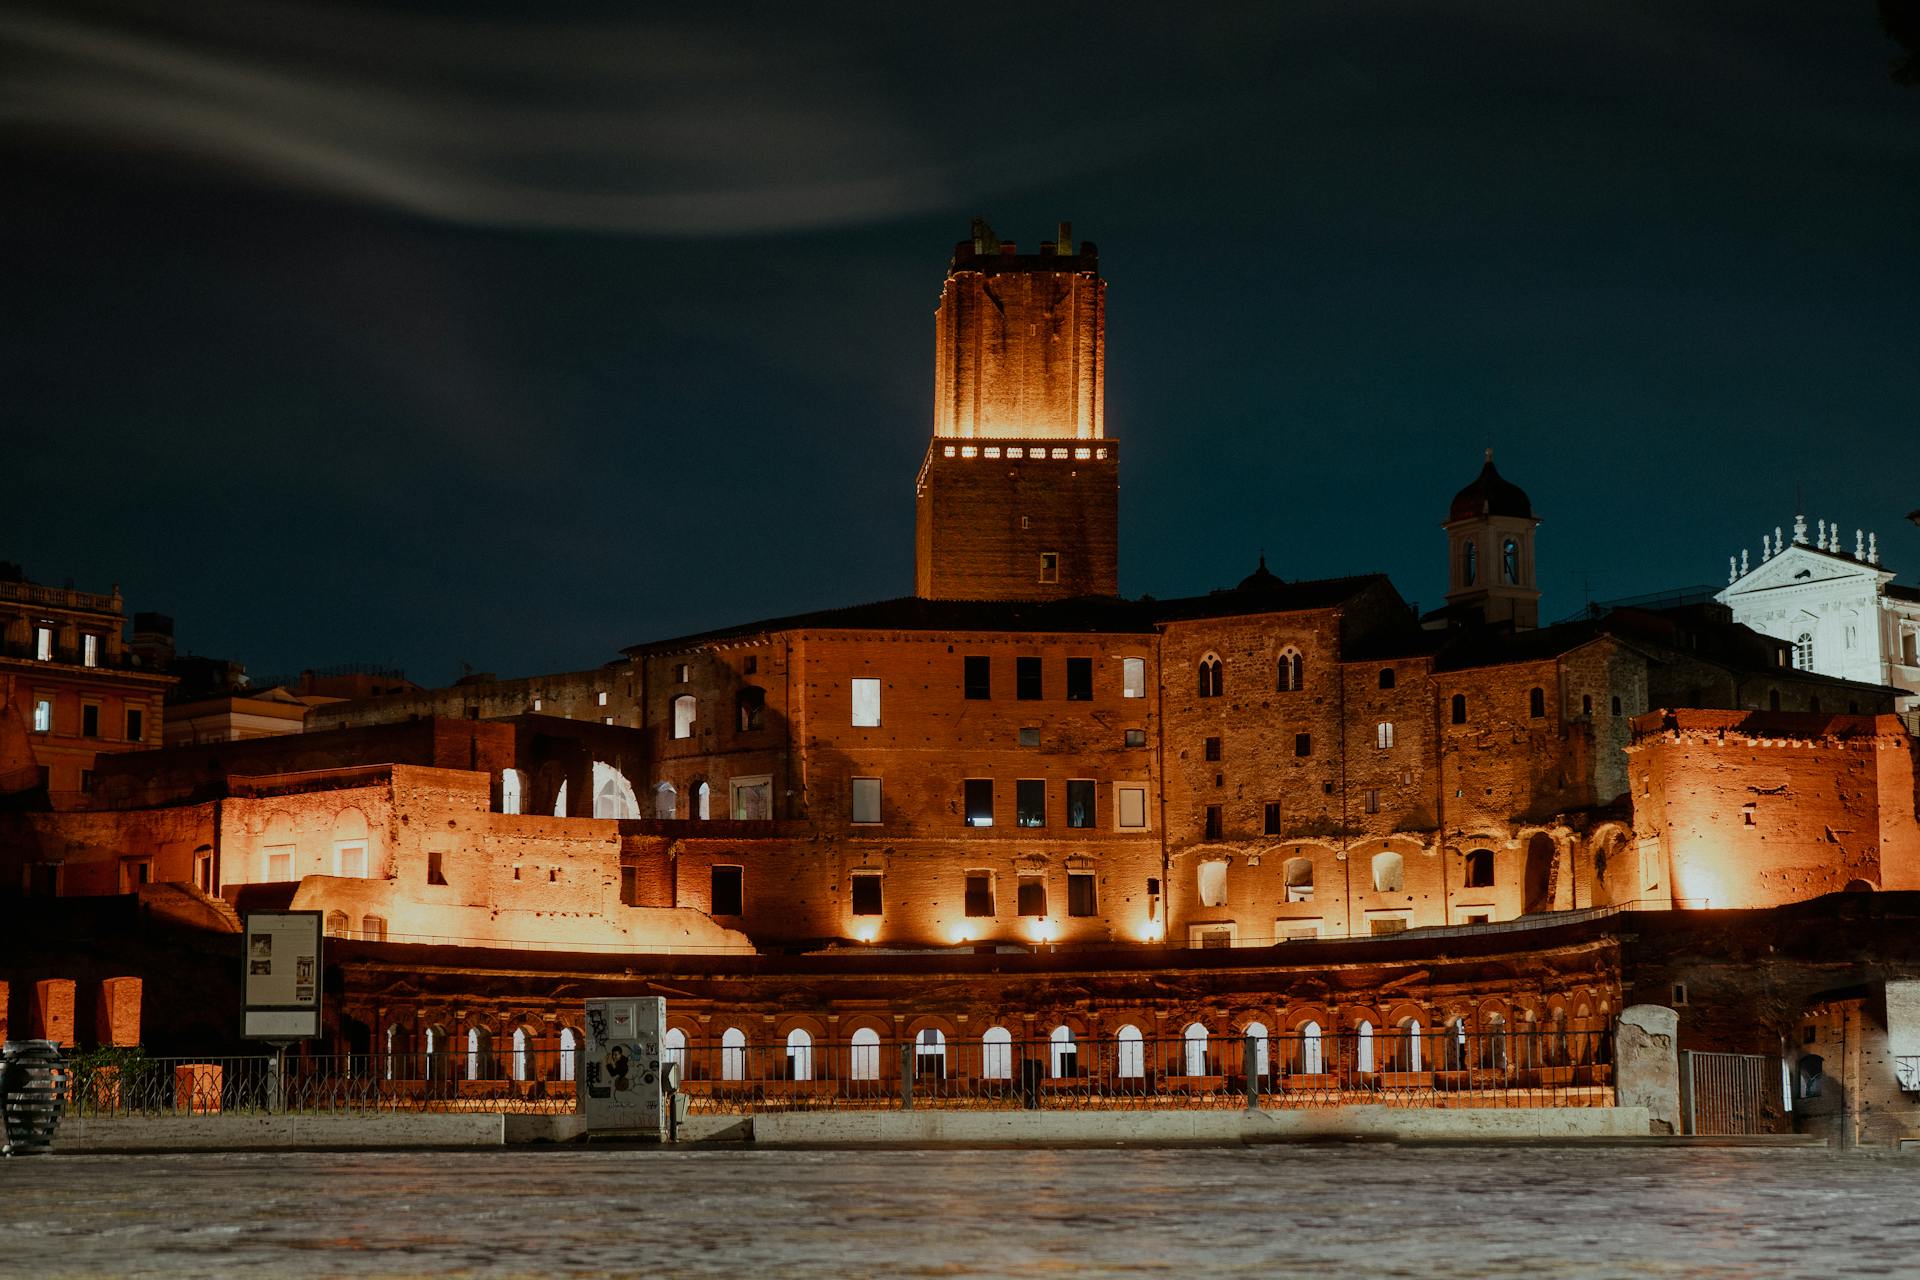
[{"left": 241, "top": 911, "right": 323, "bottom": 1040}]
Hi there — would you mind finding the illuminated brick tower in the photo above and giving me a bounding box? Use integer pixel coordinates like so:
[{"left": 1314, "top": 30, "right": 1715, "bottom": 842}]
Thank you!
[{"left": 913, "top": 219, "right": 1119, "bottom": 600}]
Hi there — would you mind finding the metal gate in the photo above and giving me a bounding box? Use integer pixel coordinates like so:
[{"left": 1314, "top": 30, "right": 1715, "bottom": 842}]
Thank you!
[{"left": 1681, "top": 1050, "right": 1777, "bottom": 1135}]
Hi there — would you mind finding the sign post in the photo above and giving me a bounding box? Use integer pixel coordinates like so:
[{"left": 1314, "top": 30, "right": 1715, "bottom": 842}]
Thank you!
[{"left": 241, "top": 912, "right": 323, "bottom": 1110}]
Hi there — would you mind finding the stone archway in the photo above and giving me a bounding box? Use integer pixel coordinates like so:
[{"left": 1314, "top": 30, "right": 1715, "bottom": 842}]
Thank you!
[{"left": 1524, "top": 833, "right": 1557, "bottom": 915}]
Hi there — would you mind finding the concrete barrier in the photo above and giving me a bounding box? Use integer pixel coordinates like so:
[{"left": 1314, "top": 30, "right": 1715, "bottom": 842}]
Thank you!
[
  {"left": 747, "top": 1105, "right": 1652, "bottom": 1147},
  {"left": 55, "top": 1112, "right": 505, "bottom": 1152}
]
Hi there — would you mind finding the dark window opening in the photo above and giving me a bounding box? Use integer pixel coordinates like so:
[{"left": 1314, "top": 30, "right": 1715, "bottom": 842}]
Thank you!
[
  {"left": 1204, "top": 805, "right": 1224, "bottom": 839},
  {"left": 1016, "top": 779, "right": 1047, "bottom": 828},
  {"left": 964, "top": 873, "right": 994, "bottom": 917},
  {"left": 711, "top": 866, "right": 743, "bottom": 916},
  {"left": 126, "top": 708, "right": 144, "bottom": 742},
  {"left": 1017, "top": 656, "right": 1043, "bottom": 700},
  {"left": 1066, "top": 780, "right": 1094, "bottom": 829},
  {"left": 851, "top": 874, "right": 883, "bottom": 916},
  {"left": 1378, "top": 668, "right": 1395, "bottom": 689},
  {"left": 1065, "top": 657, "right": 1093, "bottom": 701},
  {"left": 1204, "top": 736, "right": 1222, "bottom": 762},
  {"left": 428, "top": 849, "right": 447, "bottom": 886},
  {"left": 736, "top": 686, "right": 766, "bottom": 732},
  {"left": 620, "top": 865, "right": 638, "bottom": 905},
  {"left": 1263, "top": 802, "right": 1281, "bottom": 835},
  {"left": 1198, "top": 658, "right": 1223, "bottom": 698},
  {"left": 1451, "top": 694, "right": 1467, "bottom": 725},
  {"left": 81, "top": 704, "right": 99, "bottom": 738},
  {"left": 1465, "top": 849, "right": 1494, "bottom": 888},
  {"left": 1067, "top": 873, "right": 1097, "bottom": 917},
  {"left": 743, "top": 656, "right": 757, "bottom": 675},
  {"left": 1612, "top": 695, "right": 1624, "bottom": 716},
  {"left": 1528, "top": 687, "right": 1545, "bottom": 719},
  {"left": 964, "top": 656, "right": 991, "bottom": 700},
  {"left": 964, "top": 779, "right": 994, "bottom": 827},
  {"left": 1294, "top": 733, "right": 1312, "bottom": 757},
  {"left": 1017, "top": 877, "right": 1047, "bottom": 917}
]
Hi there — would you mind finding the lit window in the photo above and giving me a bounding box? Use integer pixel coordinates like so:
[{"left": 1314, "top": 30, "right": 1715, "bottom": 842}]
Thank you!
[
  {"left": 851, "top": 777, "right": 881, "bottom": 824},
  {"left": 1116, "top": 1025, "right": 1144, "bottom": 1079},
  {"left": 597, "top": 691, "right": 608, "bottom": 706},
  {"left": 982, "top": 1027, "right": 1013, "bottom": 1079},
  {"left": 1122, "top": 657, "right": 1146, "bottom": 698},
  {"left": 335, "top": 842, "right": 368, "bottom": 878},
  {"left": 1066, "top": 779, "right": 1094, "bottom": 828},
  {"left": 1117, "top": 787, "right": 1147, "bottom": 829},
  {"left": 33, "top": 699, "right": 52, "bottom": 733},
  {"left": 1284, "top": 857, "right": 1313, "bottom": 902},
  {"left": 786, "top": 1029, "right": 813, "bottom": 1082},
  {"left": 502, "top": 769, "right": 524, "bottom": 814},
  {"left": 964, "top": 779, "right": 994, "bottom": 827},
  {"left": 850, "top": 678, "right": 881, "bottom": 727},
  {"left": 1198, "top": 656, "right": 1223, "bottom": 698},
  {"left": 672, "top": 694, "right": 696, "bottom": 739},
  {"left": 82, "top": 634, "right": 99, "bottom": 667},
  {"left": 1794, "top": 632, "right": 1815, "bottom": 671},
  {"left": 34, "top": 626, "right": 52, "bottom": 662},
  {"left": 721, "top": 1028, "right": 746, "bottom": 1082},
  {"left": 1277, "top": 649, "right": 1303, "bottom": 692},
  {"left": 1016, "top": 779, "right": 1046, "bottom": 828},
  {"left": 850, "top": 1027, "right": 882, "bottom": 1080},
  {"left": 1376, "top": 721, "right": 1394, "bottom": 749},
  {"left": 1197, "top": 859, "right": 1228, "bottom": 907},
  {"left": 1039, "top": 552, "right": 1059, "bottom": 583},
  {"left": 265, "top": 845, "right": 293, "bottom": 880},
  {"left": 851, "top": 872, "right": 883, "bottom": 916},
  {"left": 1371, "top": 851, "right": 1404, "bottom": 893},
  {"left": 532, "top": 697, "right": 542, "bottom": 711}
]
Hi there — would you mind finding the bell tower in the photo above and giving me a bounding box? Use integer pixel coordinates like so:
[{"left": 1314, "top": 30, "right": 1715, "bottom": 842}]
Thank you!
[
  {"left": 913, "top": 219, "right": 1119, "bottom": 601},
  {"left": 1443, "top": 449, "right": 1541, "bottom": 629}
]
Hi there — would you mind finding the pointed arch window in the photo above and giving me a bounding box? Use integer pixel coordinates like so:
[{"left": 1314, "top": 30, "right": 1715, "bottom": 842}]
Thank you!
[
  {"left": 1277, "top": 649, "right": 1303, "bottom": 692},
  {"left": 1198, "top": 656, "right": 1223, "bottom": 698}
]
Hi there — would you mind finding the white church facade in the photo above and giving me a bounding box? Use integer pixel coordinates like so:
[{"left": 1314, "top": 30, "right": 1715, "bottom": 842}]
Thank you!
[{"left": 1718, "top": 514, "right": 1920, "bottom": 713}]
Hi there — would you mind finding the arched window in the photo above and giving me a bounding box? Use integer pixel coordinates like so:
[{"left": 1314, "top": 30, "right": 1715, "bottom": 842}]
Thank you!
[
  {"left": 915, "top": 1028, "right": 946, "bottom": 1080},
  {"left": 1115, "top": 1024, "right": 1145, "bottom": 1079},
  {"left": 1793, "top": 632, "right": 1814, "bottom": 671},
  {"left": 1464, "top": 848, "right": 1494, "bottom": 888},
  {"left": 786, "top": 1029, "right": 814, "bottom": 1082},
  {"left": 1451, "top": 693, "right": 1467, "bottom": 725},
  {"left": 592, "top": 762, "right": 638, "bottom": 819},
  {"left": 720, "top": 1027, "right": 747, "bottom": 1082},
  {"left": 1463, "top": 539, "right": 1478, "bottom": 586},
  {"left": 500, "top": 768, "right": 523, "bottom": 815},
  {"left": 981, "top": 1026, "right": 1013, "bottom": 1081},
  {"left": 1198, "top": 656, "right": 1223, "bottom": 698},
  {"left": 1371, "top": 851, "right": 1404, "bottom": 894},
  {"left": 1284, "top": 856, "right": 1314, "bottom": 903},
  {"left": 552, "top": 780, "right": 568, "bottom": 817},
  {"left": 1049, "top": 1025, "right": 1079, "bottom": 1079},
  {"left": 511, "top": 1027, "right": 532, "bottom": 1082},
  {"left": 850, "top": 1027, "right": 881, "bottom": 1081},
  {"left": 384, "top": 1024, "right": 406, "bottom": 1081},
  {"left": 1243, "top": 1021, "right": 1271, "bottom": 1078},
  {"left": 325, "top": 910, "right": 349, "bottom": 937},
  {"left": 663, "top": 1027, "right": 685, "bottom": 1077},
  {"left": 1443, "top": 1017, "right": 1468, "bottom": 1071},
  {"left": 653, "top": 782, "right": 677, "bottom": 820},
  {"left": 1502, "top": 538, "right": 1519, "bottom": 584},
  {"left": 1392, "top": 1018, "right": 1423, "bottom": 1072},
  {"left": 1481, "top": 1013, "right": 1508, "bottom": 1070},
  {"left": 1378, "top": 667, "right": 1395, "bottom": 690},
  {"left": 692, "top": 781, "right": 711, "bottom": 821},
  {"left": 1356, "top": 1020, "right": 1375, "bottom": 1074},
  {"left": 1375, "top": 721, "right": 1394, "bottom": 749},
  {"left": 736, "top": 686, "right": 766, "bottom": 733},
  {"left": 1295, "top": 1020, "right": 1324, "bottom": 1075},
  {"left": 361, "top": 915, "right": 386, "bottom": 941},
  {"left": 1528, "top": 687, "right": 1546, "bottom": 719},
  {"left": 1182, "top": 1023, "right": 1210, "bottom": 1077},
  {"left": 559, "top": 1027, "right": 579, "bottom": 1082},
  {"left": 466, "top": 1027, "right": 493, "bottom": 1081},
  {"left": 1277, "top": 649, "right": 1303, "bottom": 693},
  {"left": 672, "top": 694, "right": 697, "bottom": 739},
  {"left": 424, "top": 1026, "right": 448, "bottom": 1080}
]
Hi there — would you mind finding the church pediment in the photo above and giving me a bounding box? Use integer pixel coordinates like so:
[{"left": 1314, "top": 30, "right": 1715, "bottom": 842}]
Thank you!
[{"left": 1718, "top": 544, "right": 1891, "bottom": 602}]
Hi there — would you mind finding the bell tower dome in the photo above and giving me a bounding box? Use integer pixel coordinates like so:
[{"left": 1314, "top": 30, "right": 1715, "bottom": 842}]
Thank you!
[{"left": 1442, "top": 449, "right": 1541, "bottom": 629}]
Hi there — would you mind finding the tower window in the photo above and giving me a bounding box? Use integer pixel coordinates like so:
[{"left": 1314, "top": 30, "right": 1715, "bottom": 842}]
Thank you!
[
  {"left": 1375, "top": 721, "right": 1394, "bottom": 749},
  {"left": 1463, "top": 539, "right": 1478, "bottom": 586},
  {"left": 1528, "top": 687, "right": 1545, "bottom": 719},
  {"left": 1204, "top": 736, "right": 1222, "bottom": 762},
  {"left": 736, "top": 686, "right": 765, "bottom": 732},
  {"left": 1277, "top": 649, "right": 1303, "bottom": 692},
  {"left": 1378, "top": 668, "right": 1395, "bottom": 689},
  {"left": 1451, "top": 694, "right": 1467, "bottom": 725},
  {"left": 850, "top": 678, "right": 881, "bottom": 726},
  {"left": 1122, "top": 657, "right": 1147, "bottom": 698},
  {"left": 1294, "top": 733, "right": 1312, "bottom": 757},
  {"left": 1067, "top": 872, "right": 1097, "bottom": 917},
  {"left": 1039, "top": 552, "right": 1059, "bottom": 583},
  {"left": 1503, "top": 538, "right": 1519, "bottom": 584},
  {"left": 1612, "top": 695, "right": 1624, "bottom": 716},
  {"left": 1065, "top": 657, "right": 1093, "bottom": 701},
  {"left": 1204, "top": 805, "right": 1223, "bottom": 839},
  {"left": 1263, "top": 802, "right": 1281, "bottom": 835},
  {"left": 672, "top": 694, "right": 696, "bottom": 739},
  {"left": 1016, "top": 779, "right": 1047, "bottom": 828}
]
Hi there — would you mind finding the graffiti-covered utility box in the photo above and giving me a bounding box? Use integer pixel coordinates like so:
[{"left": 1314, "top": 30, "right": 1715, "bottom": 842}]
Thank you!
[{"left": 581, "top": 997, "right": 668, "bottom": 1140}]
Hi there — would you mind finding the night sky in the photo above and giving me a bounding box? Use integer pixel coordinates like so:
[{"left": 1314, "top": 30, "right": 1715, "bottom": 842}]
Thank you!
[{"left": 6, "top": 2, "right": 1917, "bottom": 686}]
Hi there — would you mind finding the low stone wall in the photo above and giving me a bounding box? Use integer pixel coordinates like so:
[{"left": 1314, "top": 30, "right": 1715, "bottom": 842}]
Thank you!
[
  {"left": 54, "top": 1112, "right": 505, "bottom": 1152},
  {"left": 746, "top": 1105, "right": 1652, "bottom": 1147}
]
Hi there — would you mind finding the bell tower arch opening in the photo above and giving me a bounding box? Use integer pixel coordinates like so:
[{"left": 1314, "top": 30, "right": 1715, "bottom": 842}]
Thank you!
[{"left": 1442, "top": 448, "right": 1541, "bottom": 630}]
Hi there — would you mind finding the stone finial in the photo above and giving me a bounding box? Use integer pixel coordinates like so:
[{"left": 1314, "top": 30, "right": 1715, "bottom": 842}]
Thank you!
[
  {"left": 1856, "top": 529, "right": 1866, "bottom": 559},
  {"left": 1729, "top": 556, "right": 1738, "bottom": 585},
  {"left": 1793, "top": 514, "right": 1808, "bottom": 545},
  {"left": 1870, "top": 532, "right": 1880, "bottom": 564},
  {"left": 1742, "top": 549, "right": 1750, "bottom": 575},
  {"left": 1762, "top": 533, "right": 1773, "bottom": 559},
  {"left": 1817, "top": 519, "right": 1828, "bottom": 550},
  {"left": 1777, "top": 525, "right": 1785, "bottom": 551}
]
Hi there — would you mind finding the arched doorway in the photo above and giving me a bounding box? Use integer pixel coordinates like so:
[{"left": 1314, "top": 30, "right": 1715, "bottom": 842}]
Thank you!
[{"left": 1524, "top": 833, "right": 1557, "bottom": 915}]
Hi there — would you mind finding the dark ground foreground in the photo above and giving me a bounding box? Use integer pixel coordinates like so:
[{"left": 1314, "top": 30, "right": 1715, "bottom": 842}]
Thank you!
[{"left": 1, "top": 1145, "right": 1913, "bottom": 1277}]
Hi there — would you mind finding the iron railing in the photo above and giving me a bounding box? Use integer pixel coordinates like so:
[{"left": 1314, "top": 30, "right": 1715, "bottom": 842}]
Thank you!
[
  {"left": 672, "top": 1029, "right": 1615, "bottom": 1114},
  {"left": 65, "top": 1050, "right": 583, "bottom": 1118}
]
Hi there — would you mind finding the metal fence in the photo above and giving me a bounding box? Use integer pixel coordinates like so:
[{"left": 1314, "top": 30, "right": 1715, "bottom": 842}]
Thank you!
[
  {"left": 65, "top": 1050, "right": 583, "bottom": 1118},
  {"left": 1681, "top": 1050, "right": 1778, "bottom": 1135},
  {"left": 674, "top": 1029, "right": 1615, "bottom": 1114}
]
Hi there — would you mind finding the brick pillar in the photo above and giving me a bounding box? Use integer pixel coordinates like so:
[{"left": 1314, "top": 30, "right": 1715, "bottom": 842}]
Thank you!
[
  {"left": 96, "top": 976, "right": 143, "bottom": 1047},
  {"left": 33, "top": 979, "right": 76, "bottom": 1046}
]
